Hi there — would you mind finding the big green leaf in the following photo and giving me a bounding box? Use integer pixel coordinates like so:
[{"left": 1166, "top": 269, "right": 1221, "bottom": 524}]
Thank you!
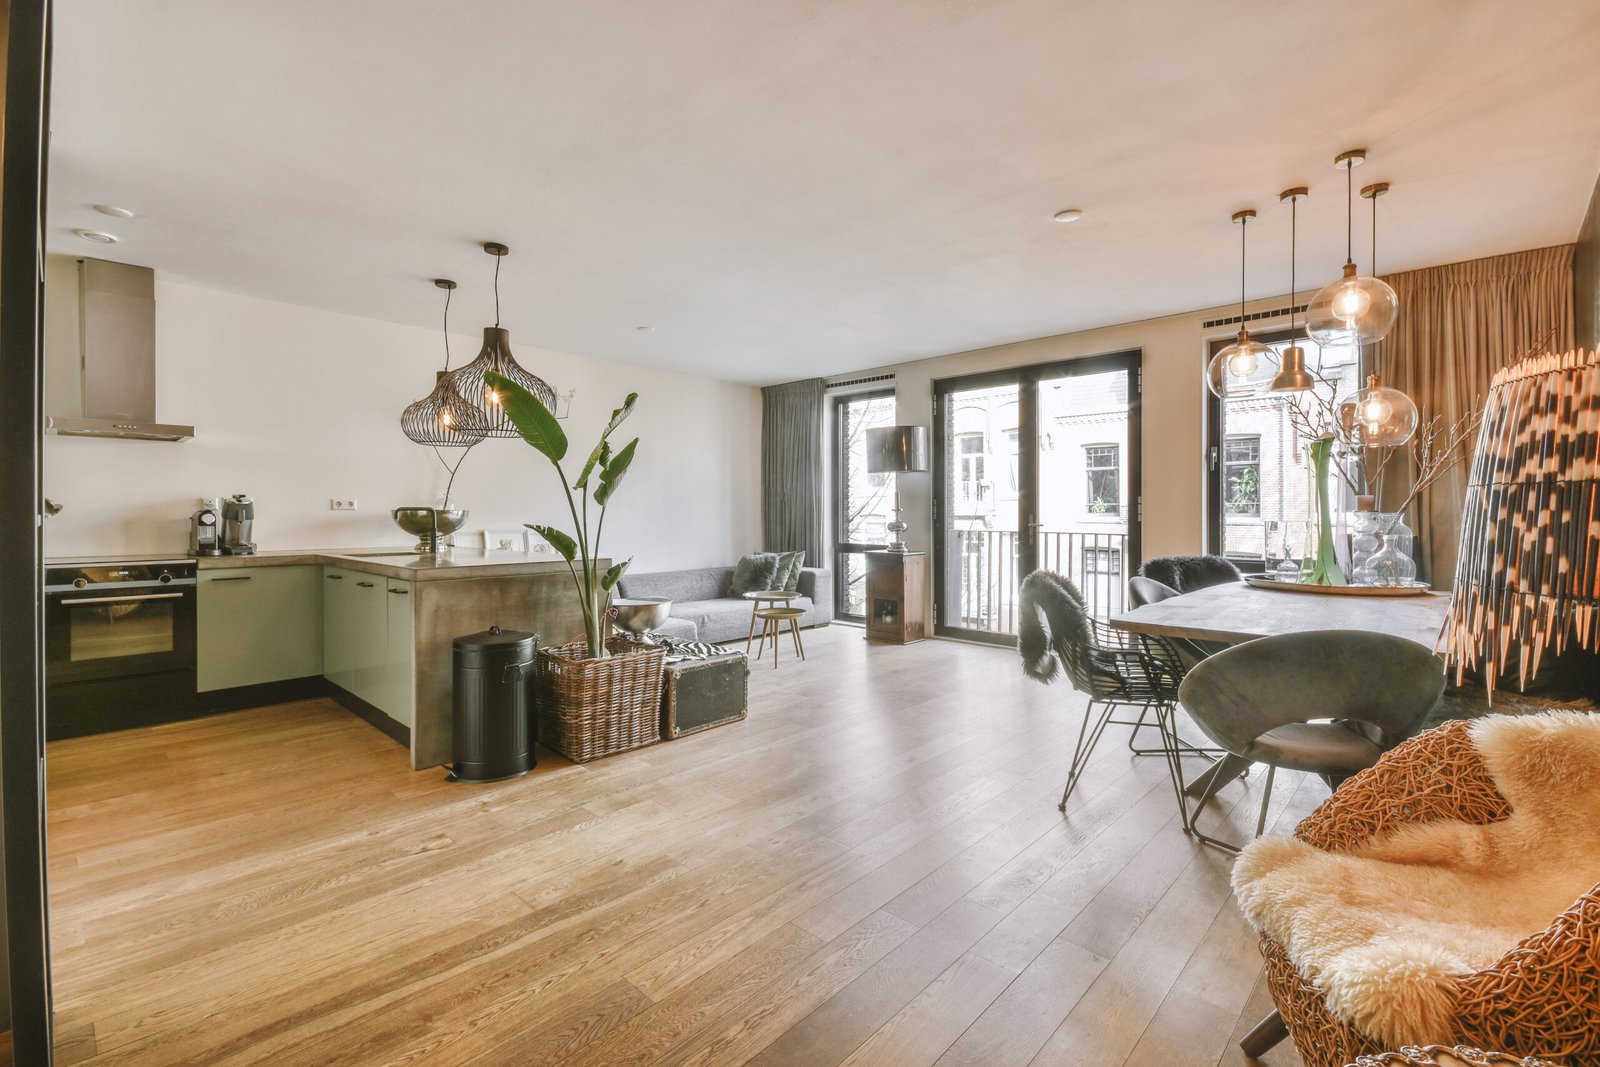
[
  {"left": 487, "top": 372, "right": 567, "bottom": 462},
  {"left": 526, "top": 524, "right": 576, "bottom": 562},
  {"left": 575, "top": 394, "right": 638, "bottom": 489},
  {"left": 600, "top": 558, "right": 632, "bottom": 591},
  {"left": 594, "top": 437, "right": 638, "bottom": 506}
]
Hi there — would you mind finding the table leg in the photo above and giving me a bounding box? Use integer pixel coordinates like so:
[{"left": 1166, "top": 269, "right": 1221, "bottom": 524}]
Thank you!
[
  {"left": 791, "top": 619, "right": 805, "bottom": 660},
  {"left": 771, "top": 617, "right": 779, "bottom": 668},
  {"left": 745, "top": 604, "right": 760, "bottom": 653},
  {"left": 1184, "top": 753, "right": 1251, "bottom": 799}
]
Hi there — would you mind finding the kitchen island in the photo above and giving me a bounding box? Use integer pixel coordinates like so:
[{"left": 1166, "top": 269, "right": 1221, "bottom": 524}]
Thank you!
[{"left": 195, "top": 548, "right": 594, "bottom": 769}]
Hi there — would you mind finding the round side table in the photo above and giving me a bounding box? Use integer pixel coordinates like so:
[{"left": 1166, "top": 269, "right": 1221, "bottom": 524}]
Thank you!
[
  {"left": 752, "top": 607, "right": 807, "bottom": 668},
  {"left": 743, "top": 590, "right": 798, "bottom": 652}
]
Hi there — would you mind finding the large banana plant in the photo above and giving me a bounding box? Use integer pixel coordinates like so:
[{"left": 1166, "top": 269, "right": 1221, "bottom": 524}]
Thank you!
[{"left": 486, "top": 372, "right": 638, "bottom": 659}]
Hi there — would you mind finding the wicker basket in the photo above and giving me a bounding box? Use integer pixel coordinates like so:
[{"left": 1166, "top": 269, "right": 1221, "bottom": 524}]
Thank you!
[{"left": 537, "top": 636, "right": 666, "bottom": 763}]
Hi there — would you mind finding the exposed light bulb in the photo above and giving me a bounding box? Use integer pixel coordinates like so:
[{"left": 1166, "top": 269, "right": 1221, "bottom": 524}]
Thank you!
[
  {"left": 1361, "top": 394, "right": 1392, "bottom": 427},
  {"left": 1226, "top": 349, "right": 1259, "bottom": 378},
  {"left": 1333, "top": 281, "right": 1372, "bottom": 324},
  {"left": 486, "top": 389, "right": 501, "bottom": 407},
  {"left": 440, "top": 411, "right": 453, "bottom": 427}
]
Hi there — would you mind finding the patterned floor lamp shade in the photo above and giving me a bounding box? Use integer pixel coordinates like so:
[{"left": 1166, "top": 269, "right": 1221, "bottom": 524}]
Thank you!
[{"left": 1443, "top": 348, "right": 1600, "bottom": 695}]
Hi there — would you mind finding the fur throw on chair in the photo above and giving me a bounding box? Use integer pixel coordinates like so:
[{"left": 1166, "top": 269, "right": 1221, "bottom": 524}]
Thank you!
[
  {"left": 1138, "top": 554, "right": 1242, "bottom": 593},
  {"left": 1017, "top": 570, "right": 1090, "bottom": 683},
  {"left": 1232, "top": 711, "right": 1600, "bottom": 1049}
]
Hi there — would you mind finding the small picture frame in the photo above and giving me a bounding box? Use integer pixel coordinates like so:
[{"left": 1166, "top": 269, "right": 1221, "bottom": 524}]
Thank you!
[{"left": 480, "top": 529, "right": 526, "bottom": 553}]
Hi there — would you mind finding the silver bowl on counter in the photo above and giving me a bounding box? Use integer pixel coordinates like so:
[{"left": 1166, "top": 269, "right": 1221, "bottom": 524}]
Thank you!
[
  {"left": 612, "top": 596, "right": 672, "bottom": 643},
  {"left": 391, "top": 507, "right": 469, "bottom": 552}
]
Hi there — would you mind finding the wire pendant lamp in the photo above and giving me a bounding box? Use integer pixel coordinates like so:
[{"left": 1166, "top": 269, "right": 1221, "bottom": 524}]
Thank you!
[
  {"left": 1206, "top": 209, "right": 1274, "bottom": 399},
  {"left": 401, "top": 279, "right": 491, "bottom": 447},
  {"left": 1307, "top": 150, "right": 1399, "bottom": 347},
  {"left": 447, "top": 242, "right": 557, "bottom": 437}
]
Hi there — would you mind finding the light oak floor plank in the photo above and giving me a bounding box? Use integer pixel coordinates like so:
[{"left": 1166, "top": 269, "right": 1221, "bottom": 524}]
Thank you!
[{"left": 47, "top": 625, "right": 1318, "bottom": 1065}]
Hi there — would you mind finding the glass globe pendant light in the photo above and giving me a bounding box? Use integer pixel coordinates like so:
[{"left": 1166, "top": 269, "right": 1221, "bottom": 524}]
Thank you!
[
  {"left": 1206, "top": 209, "right": 1274, "bottom": 399},
  {"left": 447, "top": 242, "right": 558, "bottom": 436},
  {"left": 400, "top": 279, "right": 491, "bottom": 446},
  {"left": 1269, "top": 186, "right": 1315, "bottom": 393},
  {"left": 1306, "top": 150, "right": 1398, "bottom": 347},
  {"left": 1336, "top": 180, "right": 1418, "bottom": 447}
]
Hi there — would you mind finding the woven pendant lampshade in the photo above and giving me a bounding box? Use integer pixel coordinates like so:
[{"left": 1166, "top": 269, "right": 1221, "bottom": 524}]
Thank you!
[
  {"left": 401, "top": 279, "right": 490, "bottom": 447},
  {"left": 446, "top": 242, "right": 558, "bottom": 437},
  {"left": 1443, "top": 348, "right": 1600, "bottom": 695}
]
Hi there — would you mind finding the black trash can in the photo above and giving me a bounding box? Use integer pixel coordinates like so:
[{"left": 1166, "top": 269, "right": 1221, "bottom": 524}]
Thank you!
[{"left": 450, "top": 626, "right": 539, "bottom": 782}]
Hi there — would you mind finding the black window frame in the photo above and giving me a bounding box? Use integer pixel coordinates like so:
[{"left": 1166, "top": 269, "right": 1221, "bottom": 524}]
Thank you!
[{"left": 830, "top": 388, "right": 896, "bottom": 622}]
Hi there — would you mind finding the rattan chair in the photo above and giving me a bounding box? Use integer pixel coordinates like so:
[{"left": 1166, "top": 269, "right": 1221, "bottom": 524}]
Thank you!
[
  {"left": 1347, "top": 1049, "right": 1567, "bottom": 1067},
  {"left": 1247, "top": 718, "right": 1600, "bottom": 1066}
]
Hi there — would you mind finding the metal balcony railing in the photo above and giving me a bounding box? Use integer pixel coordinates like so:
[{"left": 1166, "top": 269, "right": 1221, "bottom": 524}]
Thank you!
[{"left": 951, "top": 529, "right": 1130, "bottom": 635}]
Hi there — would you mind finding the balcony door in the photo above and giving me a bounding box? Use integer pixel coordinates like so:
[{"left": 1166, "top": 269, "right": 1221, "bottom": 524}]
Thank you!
[
  {"left": 933, "top": 351, "right": 1141, "bottom": 644},
  {"left": 832, "top": 389, "right": 898, "bottom": 621}
]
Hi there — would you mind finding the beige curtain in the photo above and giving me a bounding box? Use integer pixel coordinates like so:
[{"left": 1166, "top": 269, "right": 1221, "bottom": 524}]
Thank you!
[{"left": 1374, "top": 245, "right": 1574, "bottom": 586}]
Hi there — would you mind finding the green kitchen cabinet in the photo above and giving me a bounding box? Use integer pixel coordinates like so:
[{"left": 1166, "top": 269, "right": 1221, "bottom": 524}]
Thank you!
[
  {"left": 197, "top": 565, "right": 324, "bottom": 692},
  {"left": 322, "top": 566, "right": 414, "bottom": 727},
  {"left": 322, "top": 567, "right": 358, "bottom": 693},
  {"left": 379, "top": 579, "right": 415, "bottom": 726}
]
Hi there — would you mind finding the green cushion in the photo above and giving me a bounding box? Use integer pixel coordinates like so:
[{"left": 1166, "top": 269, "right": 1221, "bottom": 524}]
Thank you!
[
  {"left": 728, "top": 552, "right": 782, "bottom": 596},
  {"left": 775, "top": 550, "right": 805, "bottom": 592}
]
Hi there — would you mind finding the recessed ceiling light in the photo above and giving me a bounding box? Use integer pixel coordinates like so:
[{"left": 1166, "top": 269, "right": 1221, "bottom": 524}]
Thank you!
[
  {"left": 93, "top": 204, "right": 134, "bottom": 218},
  {"left": 1053, "top": 208, "right": 1084, "bottom": 223},
  {"left": 635, "top": 325, "right": 655, "bottom": 332},
  {"left": 75, "top": 230, "right": 118, "bottom": 244}
]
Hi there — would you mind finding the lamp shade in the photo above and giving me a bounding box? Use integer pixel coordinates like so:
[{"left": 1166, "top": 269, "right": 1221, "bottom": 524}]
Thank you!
[
  {"left": 446, "top": 327, "right": 558, "bottom": 438},
  {"left": 866, "top": 425, "right": 929, "bottom": 474},
  {"left": 1444, "top": 348, "right": 1600, "bottom": 696}
]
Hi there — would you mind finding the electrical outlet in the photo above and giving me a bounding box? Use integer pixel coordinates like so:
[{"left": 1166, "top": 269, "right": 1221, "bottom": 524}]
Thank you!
[{"left": 329, "top": 498, "right": 358, "bottom": 511}]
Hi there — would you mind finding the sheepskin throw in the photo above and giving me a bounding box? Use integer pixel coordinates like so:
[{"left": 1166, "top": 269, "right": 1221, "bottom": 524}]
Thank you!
[{"left": 1232, "top": 711, "right": 1600, "bottom": 1048}]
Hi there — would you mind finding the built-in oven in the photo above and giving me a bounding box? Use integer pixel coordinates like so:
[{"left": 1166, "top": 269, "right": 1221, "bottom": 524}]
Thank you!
[{"left": 44, "top": 558, "right": 198, "bottom": 739}]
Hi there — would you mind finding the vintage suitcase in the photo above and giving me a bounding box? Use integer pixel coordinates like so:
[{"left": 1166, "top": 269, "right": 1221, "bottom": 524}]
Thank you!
[{"left": 661, "top": 650, "right": 749, "bottom": 739}]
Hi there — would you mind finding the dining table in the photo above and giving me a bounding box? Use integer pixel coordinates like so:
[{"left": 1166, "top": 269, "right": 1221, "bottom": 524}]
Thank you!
[{"left": 1109, "top": 580, "right": 1453, "bottom": 795}]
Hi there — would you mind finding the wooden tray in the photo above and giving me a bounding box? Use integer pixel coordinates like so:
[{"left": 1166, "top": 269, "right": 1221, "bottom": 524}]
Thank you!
[{"left": 1243, "top": 574, "right": 1433, "bottom": 597}]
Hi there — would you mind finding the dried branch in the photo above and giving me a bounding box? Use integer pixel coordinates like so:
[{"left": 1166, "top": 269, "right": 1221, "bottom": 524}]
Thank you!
[{"left": 1391, "top": 410, "right": 1481, "bottom": 517}]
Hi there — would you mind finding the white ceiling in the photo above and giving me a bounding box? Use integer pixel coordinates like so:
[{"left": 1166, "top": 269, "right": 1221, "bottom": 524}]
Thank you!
[{"left": 47, "top": 0, "right": 1600, "bottom": 385}]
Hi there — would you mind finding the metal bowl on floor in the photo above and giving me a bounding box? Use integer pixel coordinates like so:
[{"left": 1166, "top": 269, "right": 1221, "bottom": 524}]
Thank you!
[
  {"left": 612, "top": 596, "right": 672, "bottom": 642},
  {"left": 391, "top": 507, "right": 469, "bottom": 551}
]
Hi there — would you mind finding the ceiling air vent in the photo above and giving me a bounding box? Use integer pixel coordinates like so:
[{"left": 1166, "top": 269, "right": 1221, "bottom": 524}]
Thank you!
[{"left": 1203, "top": 303, "right": 1308, "bottom": 331}]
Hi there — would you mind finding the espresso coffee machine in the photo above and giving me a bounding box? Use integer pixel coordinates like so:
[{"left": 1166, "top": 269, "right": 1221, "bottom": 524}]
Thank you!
[
  {"left": 220, "top": 494, "right": 257, "bottom": 555},
  {"left": 189, "top": 504, "right": 221, "bottom": 556}
]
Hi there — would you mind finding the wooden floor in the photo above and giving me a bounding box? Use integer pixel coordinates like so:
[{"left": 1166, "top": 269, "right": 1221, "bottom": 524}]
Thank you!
[{"left": 47, "top": 626, "right": 1317, "bottom": 1066}]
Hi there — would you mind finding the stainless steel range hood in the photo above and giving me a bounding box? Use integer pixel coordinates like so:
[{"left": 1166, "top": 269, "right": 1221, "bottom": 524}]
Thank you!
[{"left": 44, "top": 258, "right": 193, "bottom": 442}]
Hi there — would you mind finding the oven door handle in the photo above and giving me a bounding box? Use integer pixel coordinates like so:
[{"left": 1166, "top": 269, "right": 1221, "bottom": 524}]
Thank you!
[{"left": 59, "top": 592, "right": 187, "bottom": 605}]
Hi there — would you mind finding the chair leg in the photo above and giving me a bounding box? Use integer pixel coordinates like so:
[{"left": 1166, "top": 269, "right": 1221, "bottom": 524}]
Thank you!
[
  {"left": 1152, "top": 702, "right": 1194, "bottom": 833},
  {"left": 1253, "top": 763, "right": 1277, "bottom": 839},
  {"left": 1060, "top": 699, "right": 1117, "bottom": 812},
  {"left": 1239, "top": 1009, "right": 1288, "bottom": 1058}
]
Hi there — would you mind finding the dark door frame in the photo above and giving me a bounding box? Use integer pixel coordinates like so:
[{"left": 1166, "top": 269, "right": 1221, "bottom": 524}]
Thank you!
[
  {"left": 1, "top": 0, "right": 56, "bottom": 1060},
  {"left": 1203, "top": 326, "right": 1304, "bottom": 571},
  {"left": 931, "top": 349, "right": 1142, "bottom": 645},
  {"left": 830, "top": 388, "right": 895, "bottom": 621}
]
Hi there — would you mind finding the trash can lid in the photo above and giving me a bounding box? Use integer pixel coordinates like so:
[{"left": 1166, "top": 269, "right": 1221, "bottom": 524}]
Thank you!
[{"left": 453, "top": 625, "right": 538, "bottom": 653}]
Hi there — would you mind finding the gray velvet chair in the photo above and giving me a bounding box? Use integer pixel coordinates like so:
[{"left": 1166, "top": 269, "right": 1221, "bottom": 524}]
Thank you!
[{"left": 1176, "top": 629, "right": 1446, "bottom": 852}]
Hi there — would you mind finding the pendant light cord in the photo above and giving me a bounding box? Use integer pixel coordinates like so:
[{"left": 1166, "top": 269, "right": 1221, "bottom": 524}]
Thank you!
[
  {"left": 441, "top": 285, "right": 453, "bottom": 371},
  {"left": 494, "top": 251, "right": 501, "bottom": 328},
  {"left": 1345, "top": 160, "right": 1354, "bottom": 266},
  {"left": 1239, "top": 213, "right": 1247, "bottom": 321},
  {"left": 1290, "top": 196, "right": 1297, "bottom": 334},
  {"left": 1371, "top": 188, "right": 1382, "bottom": 380}
]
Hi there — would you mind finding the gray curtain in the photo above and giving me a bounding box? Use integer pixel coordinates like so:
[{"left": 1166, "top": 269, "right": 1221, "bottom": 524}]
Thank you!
[
  {"left": 1374, "top": 245, "right": 1575, "bottom": 586},
  {"left": 761, "top": 378, "right": 825, "bottom": 567}
]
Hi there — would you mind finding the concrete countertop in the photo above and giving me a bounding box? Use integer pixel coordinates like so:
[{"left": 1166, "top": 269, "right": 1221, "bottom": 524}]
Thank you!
[{"left": 193, "top": 548, "right": 572, "bottom": 582}]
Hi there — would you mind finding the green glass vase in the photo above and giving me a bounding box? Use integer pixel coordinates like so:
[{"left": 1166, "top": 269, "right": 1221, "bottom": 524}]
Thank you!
[{"left": 1298, "top": 437, "right": 1348, "bottom": 586}]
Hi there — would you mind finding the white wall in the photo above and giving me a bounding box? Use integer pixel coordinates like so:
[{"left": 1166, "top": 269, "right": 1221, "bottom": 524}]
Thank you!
[{"left": 43, "top": 270, "right": 762, "bottom": 573}]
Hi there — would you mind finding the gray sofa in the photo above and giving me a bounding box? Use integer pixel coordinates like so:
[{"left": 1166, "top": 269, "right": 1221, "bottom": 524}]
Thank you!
[{"left": 616, "top": 566, "right": 833, "bottom": 644}]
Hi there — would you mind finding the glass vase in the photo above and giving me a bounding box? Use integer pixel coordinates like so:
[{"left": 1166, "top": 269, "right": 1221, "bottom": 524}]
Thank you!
[
  {"left": 1297, "top": 437, "right": 1347, "bottom": 586},
  {"left": 1367, "top": 513, "right": 1417, "bottom": 587},
  {"left": 1348, "top": 502, "right": 1380, "bottom": 586}
]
